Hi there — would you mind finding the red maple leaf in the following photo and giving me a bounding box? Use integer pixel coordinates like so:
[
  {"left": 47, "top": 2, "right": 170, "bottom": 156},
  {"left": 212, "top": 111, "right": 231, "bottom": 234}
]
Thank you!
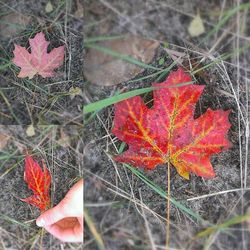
[
  {"left": 112, "top": 67, "right": 231, "bottom": 179},
  {"left": 12, "top": 31, "right": 64, "bottom": 79},
  {"left": 20, "top": 154, "right": 51, "bottom": 211}
]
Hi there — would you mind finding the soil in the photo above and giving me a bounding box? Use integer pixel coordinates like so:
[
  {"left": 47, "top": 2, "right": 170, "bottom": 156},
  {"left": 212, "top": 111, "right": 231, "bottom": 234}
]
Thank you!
[{"left": 84, "top": 0, "right": 250, "bottom": 249}]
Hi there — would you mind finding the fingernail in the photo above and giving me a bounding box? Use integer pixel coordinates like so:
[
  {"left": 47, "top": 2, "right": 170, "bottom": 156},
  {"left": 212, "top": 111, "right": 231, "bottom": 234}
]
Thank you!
[{"left": 36, "top": 218, "right": 45, "bottom": 227}]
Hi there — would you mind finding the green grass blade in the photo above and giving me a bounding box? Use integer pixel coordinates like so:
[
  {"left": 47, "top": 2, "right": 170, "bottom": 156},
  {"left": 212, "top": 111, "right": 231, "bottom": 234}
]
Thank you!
[
  {"left": 84, "top": 86, "right": 154, "bottom": 114},
  {"left": 202, "top": 2, "right": 250, "bottom": 44},
  {"left": 123, "top": 164, "right": 205, "bottom": 223},
  {"left": 118, "top": 142, "right": 126, "bottom": 154},
  {"left": 127, "top": 61, "right": 177, "bottom": 84},
  {"left": 192, "top": 42, "right": 250, "bottom": 75},
  {"left": 84, "top": 80, "right": 193, "bottom": 114},
  {"left": 85, "top": 35, "right": 125, "bottom": 43},
  {"left": 0, "top": 214, "right": 30, "bottom": 229},
  {"left": 0, "top": 89, "right": 21, "bottom": 124},
  {"left": 0, "top": 62, "right": 11, "bottom": 70},
  {"left": 85, "top": 43, "right": 160, "bottom": 71},
  {"left": 197, "top": 212, "right": 250, "bottom": 238}
]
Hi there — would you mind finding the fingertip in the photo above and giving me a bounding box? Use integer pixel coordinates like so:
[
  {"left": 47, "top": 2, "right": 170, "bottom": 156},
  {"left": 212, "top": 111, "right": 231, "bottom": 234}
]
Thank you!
[
  {"left": 36, "top": 217, "right": 45, "bottom": 227},
  {"left": 36, "top": 205, "right": 65, "bottom": 227}
]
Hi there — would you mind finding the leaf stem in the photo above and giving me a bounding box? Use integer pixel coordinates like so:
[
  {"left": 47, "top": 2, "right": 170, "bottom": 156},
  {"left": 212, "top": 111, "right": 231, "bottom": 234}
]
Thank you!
[{"left": 166, "top": 160, "right": 171, "bottom": 250}]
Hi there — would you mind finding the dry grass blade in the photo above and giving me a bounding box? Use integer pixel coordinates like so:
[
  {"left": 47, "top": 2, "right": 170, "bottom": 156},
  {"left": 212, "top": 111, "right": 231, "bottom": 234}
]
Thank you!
[{"left": 84, "top": 208, "right": 105, "bottom": 250}]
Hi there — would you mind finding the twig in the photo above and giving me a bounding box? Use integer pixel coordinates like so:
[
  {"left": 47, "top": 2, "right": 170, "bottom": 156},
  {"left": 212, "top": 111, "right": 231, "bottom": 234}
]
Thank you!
[{"left": 166, "top": 161, "right": 170, "bottom": 250}]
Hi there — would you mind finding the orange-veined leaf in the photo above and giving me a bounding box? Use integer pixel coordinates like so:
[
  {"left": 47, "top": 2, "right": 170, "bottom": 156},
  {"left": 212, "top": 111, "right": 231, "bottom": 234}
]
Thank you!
[
  {"left": 112, "top": 67, "right": 231, "bottom": 179},
  {"left": 20, "top": 154, "right": 51, "bottom": 211}
]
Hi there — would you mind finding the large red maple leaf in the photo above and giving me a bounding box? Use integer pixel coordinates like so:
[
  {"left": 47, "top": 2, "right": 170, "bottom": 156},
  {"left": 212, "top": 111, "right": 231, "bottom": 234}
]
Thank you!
[
  {"left": 112, "top": 67, "right": 231, "bottom": 179},
  {"left": 20, "top": 154, "right": 51, "bottom": 211},
  {"left": 12, "top": 32, "right": 64, "bottom": 79}
]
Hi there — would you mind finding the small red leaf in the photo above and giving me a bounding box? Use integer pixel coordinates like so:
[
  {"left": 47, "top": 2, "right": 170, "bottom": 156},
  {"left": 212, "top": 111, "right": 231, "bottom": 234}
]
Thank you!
[
  {"left": 20, "top": 154, "right": 51, "bottom": 211},
  {"left": 12, "top": 32, "right": 64, "bottom": 79},
  {"left": 112, "top": 67, "right": 231, "bottom": 179}
]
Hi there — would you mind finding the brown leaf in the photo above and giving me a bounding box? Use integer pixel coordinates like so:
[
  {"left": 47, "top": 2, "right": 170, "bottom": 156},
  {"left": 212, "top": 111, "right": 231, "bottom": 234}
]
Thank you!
[
  {"left": 57, "top": 129, "right": 71, "bottom": 148},
  {"left": 0, "top": 13, "right": 31, "bottom": 38},
  {"left": 74, "top": 0, "right": 84, "bottom": 18},
  {"left": 84, "top": 36, "right": 159, "bottom": 86},
  {"left": 0, "top": 133, "right": 10, "bottom": 151},
  {"left": 188, "top": 12, "right": 205, "bottom": 37},
  {"left": 13, "top": 141, "right": 26, "bottom": 154},
  {"left": 45, "top": 1, "right": 54, "bottom": 13},
  {"left": 26, "top": 124, "right": 36, "bottom": 137}
]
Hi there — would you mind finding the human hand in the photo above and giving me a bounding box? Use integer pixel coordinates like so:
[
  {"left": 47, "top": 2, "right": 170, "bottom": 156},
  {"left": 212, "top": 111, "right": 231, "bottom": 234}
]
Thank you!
[{"left": 36, "top": 179, "right": 83, "bottom": 242}]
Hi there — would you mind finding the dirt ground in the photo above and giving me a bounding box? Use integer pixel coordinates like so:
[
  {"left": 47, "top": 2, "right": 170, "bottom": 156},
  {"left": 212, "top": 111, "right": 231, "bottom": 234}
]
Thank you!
[{"left": 84, "top": 0, "right": 250, "bottom": 249}]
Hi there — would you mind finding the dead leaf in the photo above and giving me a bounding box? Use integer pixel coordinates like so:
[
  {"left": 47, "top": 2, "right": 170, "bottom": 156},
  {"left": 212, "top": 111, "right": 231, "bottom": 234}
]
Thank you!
[
  {"left": 69, "top": 86, "right": 83, "bottom": 100},
  {"left": 0, "top": 13, "right": 31, "bottom": 38},
  {"left": 188, "top": 12, "right": 205, "bottom": 37},
  {"left": 84, "top": 36, "right": 159, "bottom": 86},
  {"left": 45, "top": 1, "right": 54, "bottom": 13},
  {"left": 57, "top": 129, "right": 71, "bottom": 148},
  {"left": 74, "top": 0, "right": 84, "bottom": 18},
  {"left": 26, "top": 124, "right": 35, "bottom": 137},
  {"left": 0, "top": 133, "right": 10, "bottom": 151},
  {"left": 163, "top": 48, "right": 185, "bottom": 65},
  {"left": 13, "top": 141, "right": 27, "bottom": 154}
]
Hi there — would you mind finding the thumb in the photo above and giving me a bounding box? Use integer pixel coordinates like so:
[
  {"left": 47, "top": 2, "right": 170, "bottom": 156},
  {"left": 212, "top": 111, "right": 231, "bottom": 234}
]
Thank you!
[{"left": 36, "top": 201, "right": 66, "bottom": 227}]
